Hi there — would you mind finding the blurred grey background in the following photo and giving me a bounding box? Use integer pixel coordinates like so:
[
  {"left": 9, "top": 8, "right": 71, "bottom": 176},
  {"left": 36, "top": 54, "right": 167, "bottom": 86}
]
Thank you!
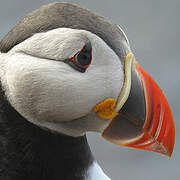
[{"left": 0, "top": 0, "right": 179, "bottom": 179}]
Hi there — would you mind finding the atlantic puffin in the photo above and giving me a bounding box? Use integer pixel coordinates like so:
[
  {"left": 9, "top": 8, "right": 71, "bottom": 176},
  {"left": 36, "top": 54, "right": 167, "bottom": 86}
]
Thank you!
[{"left": 0, "top": 2, "right": 175, "bottom": 180}]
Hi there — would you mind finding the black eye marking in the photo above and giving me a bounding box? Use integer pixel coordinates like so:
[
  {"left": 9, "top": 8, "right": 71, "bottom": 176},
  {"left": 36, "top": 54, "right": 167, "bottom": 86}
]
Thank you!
[{"left": 64, "top": 41, "right": 92, "bottom": 73}]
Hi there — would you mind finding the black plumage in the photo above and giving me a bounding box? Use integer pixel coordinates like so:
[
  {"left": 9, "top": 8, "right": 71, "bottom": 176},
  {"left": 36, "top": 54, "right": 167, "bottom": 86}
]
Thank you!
[
  {"left": 0, "top": 84, "right": 93, "bottom": 180},
  {"left": 0, "top": 2, "right": 129, "bottom": 60}
]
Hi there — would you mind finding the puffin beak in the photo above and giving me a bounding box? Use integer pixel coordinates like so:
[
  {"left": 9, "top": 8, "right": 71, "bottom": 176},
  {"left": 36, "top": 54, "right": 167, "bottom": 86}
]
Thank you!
[{"left": 94, "top": 53, "right": 175, "bottom": 157}]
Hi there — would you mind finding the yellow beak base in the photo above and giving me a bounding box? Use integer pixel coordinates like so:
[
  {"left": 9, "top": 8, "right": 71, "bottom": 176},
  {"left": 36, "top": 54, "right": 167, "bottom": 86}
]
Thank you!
[{"left": 93, "top": 98, "right": 118, "bottom": 119}]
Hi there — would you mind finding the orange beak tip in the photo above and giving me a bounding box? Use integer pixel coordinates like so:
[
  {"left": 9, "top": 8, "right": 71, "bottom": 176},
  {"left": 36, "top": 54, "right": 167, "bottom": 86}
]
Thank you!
[
  {"left": 102, "top": 62, "right": 175, "bottom": 157},
  {"left": 133, "top": 64, "right": 175, "bottom": 157}
]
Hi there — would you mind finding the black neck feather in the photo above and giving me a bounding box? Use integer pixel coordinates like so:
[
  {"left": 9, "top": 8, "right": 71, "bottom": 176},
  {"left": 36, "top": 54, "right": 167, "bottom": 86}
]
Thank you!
[{"left": 0, "top": 85, "right": 94, "bottom": 180}]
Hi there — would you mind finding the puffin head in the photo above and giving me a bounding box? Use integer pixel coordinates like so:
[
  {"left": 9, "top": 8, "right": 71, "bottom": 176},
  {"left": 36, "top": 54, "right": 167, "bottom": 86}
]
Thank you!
[{"left": 0, "top": 3, "right": 175, "bottom": 156}]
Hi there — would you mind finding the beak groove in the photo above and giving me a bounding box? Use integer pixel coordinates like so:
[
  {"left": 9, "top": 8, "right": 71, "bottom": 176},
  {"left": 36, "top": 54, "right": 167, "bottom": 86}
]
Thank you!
[{"left": 134, "top": 63, "right": 175, "bottom": 157}]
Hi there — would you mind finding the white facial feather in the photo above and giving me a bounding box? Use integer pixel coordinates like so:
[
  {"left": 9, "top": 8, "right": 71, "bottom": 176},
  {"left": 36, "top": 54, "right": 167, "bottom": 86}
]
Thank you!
[
  {"left": 10, "top": 28, "right": 89, "bottom": 61},
  {"left": 0, "top": 28, "right": 124, "bottom": 136}
]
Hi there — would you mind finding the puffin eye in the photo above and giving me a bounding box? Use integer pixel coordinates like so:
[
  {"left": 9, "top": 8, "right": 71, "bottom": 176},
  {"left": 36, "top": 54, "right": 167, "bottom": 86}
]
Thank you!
[
  {"left": 75, "top": 51, "right": 91, "bottom": 67},
  {"left": 64, "top": 41, "right": 92, "bottom": 73}
]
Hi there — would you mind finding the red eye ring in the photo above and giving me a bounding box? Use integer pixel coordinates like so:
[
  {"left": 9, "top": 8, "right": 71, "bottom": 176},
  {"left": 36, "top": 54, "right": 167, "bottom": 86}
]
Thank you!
[
  {"left": 64, "top": 41, "right": 92, "bottom": 73},
  {"left": 71, "top": 51, "right": 92, "bottom": 69}
]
